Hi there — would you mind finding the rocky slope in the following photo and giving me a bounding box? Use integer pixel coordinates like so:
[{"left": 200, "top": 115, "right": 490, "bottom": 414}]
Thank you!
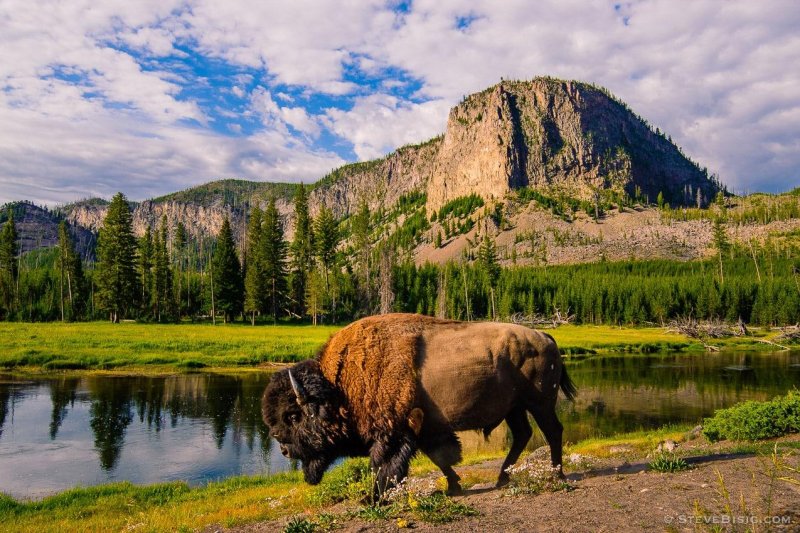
[{"left": 1, "top": 202, "right": 96, "bottom": 258}]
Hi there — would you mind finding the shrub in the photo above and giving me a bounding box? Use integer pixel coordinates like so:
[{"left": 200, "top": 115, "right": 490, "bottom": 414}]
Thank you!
[
  {"left": 649, "top": 454, "right": 689, "bottom": 473},
  {"left": 283, "top": 516, "right": 317, "bottom": 533},
  {"left": 703, "top": 390, "right": 800, "bottom": 442}
]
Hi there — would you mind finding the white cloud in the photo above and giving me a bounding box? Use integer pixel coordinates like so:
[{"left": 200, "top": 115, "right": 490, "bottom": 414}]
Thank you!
[
  {"left": 249, "top": 86, "right": 322, "bottom": 138},
  {"left": 0, "top": 100, "right": 343, "bottom": 205},
  {"left": 0, "top": 0, "right": 798, "bottom": 205},
  {"left": 324, "top": 95, "right": 449, "bottom": 160}
]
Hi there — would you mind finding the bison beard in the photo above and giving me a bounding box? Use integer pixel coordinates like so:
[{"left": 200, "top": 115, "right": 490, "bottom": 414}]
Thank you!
[{"left": 262, "top": 314, "right": 576, "bottom": 497}]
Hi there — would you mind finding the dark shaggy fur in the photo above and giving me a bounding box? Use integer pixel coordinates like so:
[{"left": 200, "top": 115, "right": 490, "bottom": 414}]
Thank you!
[{"left": 261, "top": 360, "right": 365, "bottom": 484}]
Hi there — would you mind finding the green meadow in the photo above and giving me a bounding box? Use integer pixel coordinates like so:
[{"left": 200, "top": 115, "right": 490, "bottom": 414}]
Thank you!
[
  {"left": 0, "top": 322, "right": 339, "bottom": 372},
  {"left": 0, "top": 321, "right": 785, "bottom": 373}
]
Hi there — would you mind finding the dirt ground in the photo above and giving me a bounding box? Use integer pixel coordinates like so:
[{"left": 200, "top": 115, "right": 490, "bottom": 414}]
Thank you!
[{"left": 242, "top": 438, "right": 800, "bottom": 533}]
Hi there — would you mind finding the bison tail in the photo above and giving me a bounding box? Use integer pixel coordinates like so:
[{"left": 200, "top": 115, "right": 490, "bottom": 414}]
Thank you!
[{"left": 560, "top": 366, "right": 577, "bottom": 402}]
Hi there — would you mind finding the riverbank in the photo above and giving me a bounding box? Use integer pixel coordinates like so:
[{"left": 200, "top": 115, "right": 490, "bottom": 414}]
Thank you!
[
  {"left": 1, "top": 426, "right": 798, "bottom": 532},
  {"left": 0, "top": 321, "right": 792, "bottom": 374}
]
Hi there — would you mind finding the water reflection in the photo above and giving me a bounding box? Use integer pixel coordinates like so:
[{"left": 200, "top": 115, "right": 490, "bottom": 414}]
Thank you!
[
  {"left": 0, "top": 372, "right": 279, "bottom": 499},
  {"left": 49, "top": 377, "right": 79, "bottom": 439},
  {"left": 0, "top": 350, "right": 799, "bottom": 499}
]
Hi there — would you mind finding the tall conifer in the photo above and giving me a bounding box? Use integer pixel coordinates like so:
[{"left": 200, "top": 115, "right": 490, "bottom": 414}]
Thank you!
[
  {"left": 262, "top": 197, "right": 288, "bottom": 324},
  {"left": 243, "top": 206, "right": 265, "bottom": 324},
  {"left": 57, "top": 220, "right": 85, "bottom": 320},
  {"left": 290, "top": 184, "right": 314, "bottom": 316},
  {"left": 0, "top": 210, "right": 18, "bottom": 318},
  {"left": 96, "top": 193, "right": 138, "bottom": 322},
  {"left": 212, "top": 217, "right": 243, "bottom": 323}
]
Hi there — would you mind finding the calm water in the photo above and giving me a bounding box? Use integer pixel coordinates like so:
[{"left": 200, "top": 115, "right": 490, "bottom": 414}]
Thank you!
[{"left": 1, "top": 351, "right": 799, "bottom": 499}]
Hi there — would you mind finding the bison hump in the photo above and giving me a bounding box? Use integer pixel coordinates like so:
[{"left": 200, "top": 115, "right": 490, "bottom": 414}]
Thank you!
[{"left": 318, "top": 315, "right": 425, "bottom": 440}]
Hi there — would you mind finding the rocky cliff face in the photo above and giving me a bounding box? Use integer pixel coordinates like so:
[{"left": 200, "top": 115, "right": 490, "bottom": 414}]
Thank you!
[
  {"left": 2, "top": 202, "right": 96, "bottom": 258},
  {"left": 308, "top": 77, "right": 717, "bottom": 215},
  {"left": 425, "top": 78, "right": 715, "bottom": 210},
  {"left": 63, "top": 181, "right": 294, "bottom": 244}
]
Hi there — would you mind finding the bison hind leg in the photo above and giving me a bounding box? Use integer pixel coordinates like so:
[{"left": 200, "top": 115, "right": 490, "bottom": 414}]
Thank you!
[
  {"left": 419, "top": 428, "right": 463, "bottom": 495},
  {"left": 496, "top": 406, "right": 533, "bottom": 488},
  {"left": 527, "top": 400, "right": 565, "bottom": 479}
]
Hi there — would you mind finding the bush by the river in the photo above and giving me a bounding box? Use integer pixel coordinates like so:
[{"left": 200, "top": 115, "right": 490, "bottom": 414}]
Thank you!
[{"left": 702, "top": 391, "right": 800, "bottom": 442}]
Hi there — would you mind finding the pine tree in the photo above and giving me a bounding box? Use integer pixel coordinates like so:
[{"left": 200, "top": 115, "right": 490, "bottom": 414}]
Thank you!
[
  {"left": 314, "top": 205, "right": 341, "bottom": 322},
  {"left": 138, "top": 226, "right": 154, "bottom": 314},
  {"left": 351, "top": 200, "right": 372, "bottom": 314},
  {"left": 478, "top": 232, "right": 501, "bottom": 319},
  {"left": 57, "top": 220, "right": 85, "bottom": 321},
  {"left": 262, "top": 197, "right": 288, "bottom": 324},
  {"left": 0, "top": 209, "right": 19, "bottom": 318},
  {"left": 289, "top": 184, "right": 314, "bottom": 317},
  {"left": 243, "top": 206, "right": 265, "bottom": 324},
  {"left": 712, "top": 217, "right": 730, "bottom": 284},
  {"left": 152, "top": 216, "right": 173, "bottom": 322},
  {"left": 314, "top": 205, "right": 339, "bottom": 292},
  {"left": 174, "top": 221, "right": 187, "bottom": 317},
  {"left": 212, "top": 217, "right": 243, "bottom": 323},
  {"left": 96, "top": 193, "right": 139, "bottom": 322}
]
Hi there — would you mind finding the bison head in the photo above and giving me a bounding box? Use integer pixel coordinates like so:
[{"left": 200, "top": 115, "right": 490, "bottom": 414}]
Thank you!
[{"left": 261, "top": 360, "right": 358, "bottom": 484}]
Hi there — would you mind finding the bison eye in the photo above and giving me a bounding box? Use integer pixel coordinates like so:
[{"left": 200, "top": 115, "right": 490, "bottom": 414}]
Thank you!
[{"left": 285, "top": 412, "right": 301, "bottom": 424}]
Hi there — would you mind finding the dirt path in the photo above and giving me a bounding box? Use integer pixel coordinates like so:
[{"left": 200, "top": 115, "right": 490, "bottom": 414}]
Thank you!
[{"left": 241, "top": 443, "right": 800, "bottom": 532}]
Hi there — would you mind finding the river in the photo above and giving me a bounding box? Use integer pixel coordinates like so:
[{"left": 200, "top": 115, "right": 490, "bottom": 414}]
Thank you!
[{"left": 1, "top": 350, "right": 798, "bottom": 499}]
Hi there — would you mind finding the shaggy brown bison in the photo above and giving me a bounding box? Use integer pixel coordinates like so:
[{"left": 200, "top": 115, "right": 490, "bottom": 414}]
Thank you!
[{"left": 262, "top": 313, "right": 575, "bottom": 495}]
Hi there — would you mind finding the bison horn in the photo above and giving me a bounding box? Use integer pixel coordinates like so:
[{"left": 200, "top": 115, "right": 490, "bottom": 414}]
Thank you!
[{"left": 288, "top": 370, "right": 307, "bottom": 405}]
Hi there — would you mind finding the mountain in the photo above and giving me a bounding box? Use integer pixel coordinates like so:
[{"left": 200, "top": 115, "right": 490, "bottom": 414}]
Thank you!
[
  {"left": 310, "top": 77, "right": 720, "bottom": 218},
  {"left": 0, "top": 202, "right": 96, "bottom": 259},
  {"left": 5, "top": 76, "right": 764, "bottom": 266}
]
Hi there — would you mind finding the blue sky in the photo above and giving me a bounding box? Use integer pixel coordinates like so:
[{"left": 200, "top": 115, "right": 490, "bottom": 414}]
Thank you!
[{"left": 0, "top": 0, "right": 798, "bottom": 205}]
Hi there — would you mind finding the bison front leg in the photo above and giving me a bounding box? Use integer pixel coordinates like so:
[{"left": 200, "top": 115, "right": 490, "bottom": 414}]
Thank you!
[
  {"left": 368, "top": 431, "right": 417, "bottom": 500},
  {"left": 418, "top": 427, "right": 463, "bottom": 495}
]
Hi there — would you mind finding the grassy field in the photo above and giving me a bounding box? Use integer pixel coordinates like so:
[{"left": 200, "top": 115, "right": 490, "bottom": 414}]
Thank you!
[
  {"left": 0, "top": 322, "right": 339, "bottom": 371},
  {"left": 0, "top": 321, "right": 786, "bottom": 373}
]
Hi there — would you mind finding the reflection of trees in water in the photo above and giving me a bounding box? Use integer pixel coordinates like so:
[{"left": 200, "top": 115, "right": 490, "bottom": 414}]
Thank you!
[
  {"left": 80, "top": 373, "right": 274, "bottom": 469},
  {"left": 0, "top": 382, "right": 30, "bottom": 439},
  {"left": 0, "top": 385, "right": 10, "bottom": 438},
  {"left": 558, "top": 351, "right": 800, "bottom": 442},
  {"left": 88, "top": 378, "right": 133, "bottom": 470},
  {"left": 570, "top": 352, "right": 800, "bottom": 396},
  {"left": 49, "top": 377, "right": 80, "bottom": 439}
]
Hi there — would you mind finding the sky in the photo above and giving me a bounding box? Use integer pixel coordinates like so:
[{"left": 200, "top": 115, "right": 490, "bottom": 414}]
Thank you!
[{"left": 1, "top": 0, "right": 798, "bottom": 206}]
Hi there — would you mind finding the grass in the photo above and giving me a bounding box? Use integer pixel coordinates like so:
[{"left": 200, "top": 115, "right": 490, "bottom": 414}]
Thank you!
[
  {"left": 0, "top": 472, "right": 310, "bottom": 533},
  {"left": 567, "top": 425, "right": 691, "bottom": 458},
  {"left": 0, "top": 322, "right": 339, "bottom": 372},
  {"left": 547, "top": 324, "right": 783, "bottom": 355},
  {"left": 0, "top": 321, "right": 782, "bottom": 374}
]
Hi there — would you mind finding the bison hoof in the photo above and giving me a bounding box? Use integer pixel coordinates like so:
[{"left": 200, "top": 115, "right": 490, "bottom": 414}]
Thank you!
[
  {"left": 446, "top": 482, "right": 464, "bottom": 496},
  {"left": 495, "top": 474, "right": 510, "bottom": 488}
]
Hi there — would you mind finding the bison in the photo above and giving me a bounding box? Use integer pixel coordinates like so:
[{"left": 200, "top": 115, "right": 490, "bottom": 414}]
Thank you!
[{"left": 262, "top": 313, "right": 575, "bottom": 495}]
